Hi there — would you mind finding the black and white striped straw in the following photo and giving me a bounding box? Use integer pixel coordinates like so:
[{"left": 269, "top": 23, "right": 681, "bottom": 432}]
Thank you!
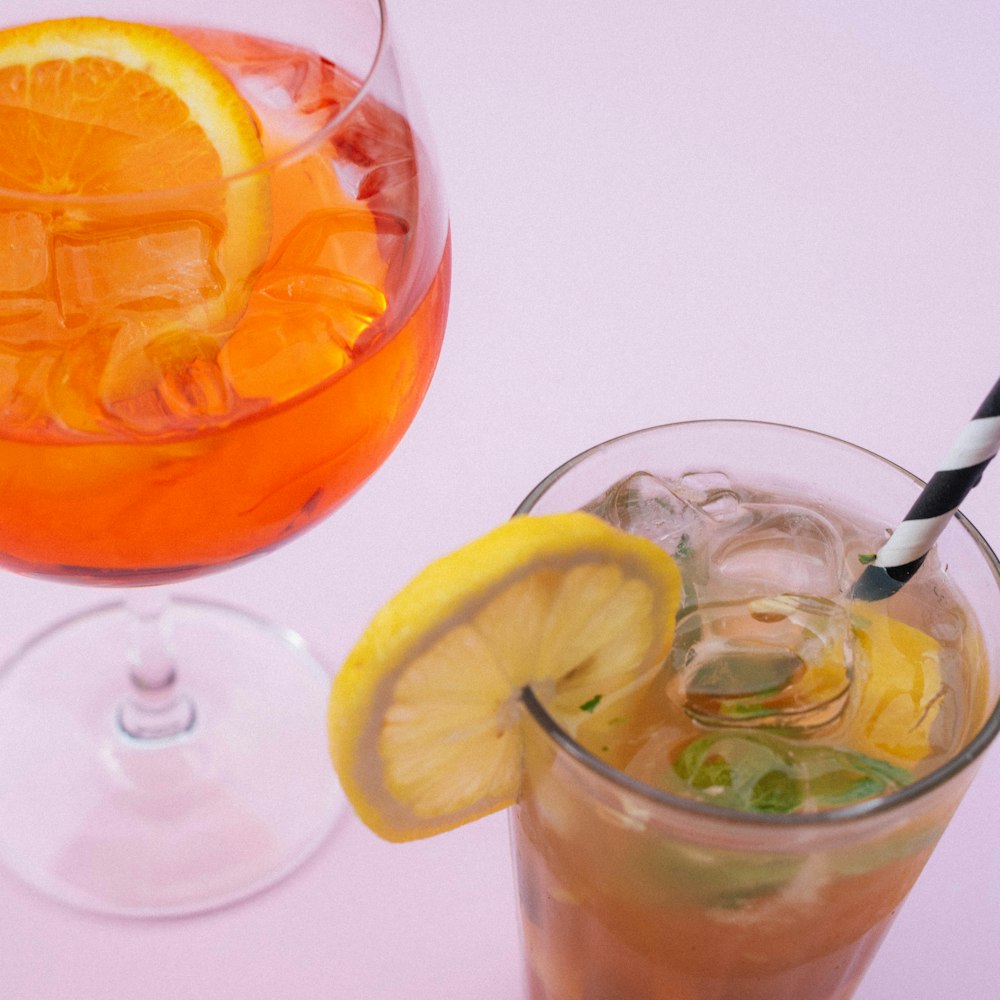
[{"left": 852, "top": 375, "right": 1000, "bottom": 602}]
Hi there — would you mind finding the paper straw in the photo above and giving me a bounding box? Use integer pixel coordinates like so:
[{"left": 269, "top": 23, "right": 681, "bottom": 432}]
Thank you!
[{"left": 852, "top": 376, "right": 1000, "bottom": 602}]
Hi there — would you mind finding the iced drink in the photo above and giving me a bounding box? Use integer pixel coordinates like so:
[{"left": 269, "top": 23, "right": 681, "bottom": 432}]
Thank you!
[
  {"left": 0, "top": 21, "right": 448, "bottom": 583},
  {"left": 512, "top": 421, "right": 1000, "bottom": 1000}
]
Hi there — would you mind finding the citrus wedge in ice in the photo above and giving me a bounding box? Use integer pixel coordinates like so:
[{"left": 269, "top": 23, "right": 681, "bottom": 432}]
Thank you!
[
  {"left": 850, "top": 611, "right": 943, "bottom": 765},
  {"left": 329, "top": 513, "right": 683, "bottom": 842},
  {"left": 0, "top": 17, "right": 270, "bottom": 421}
]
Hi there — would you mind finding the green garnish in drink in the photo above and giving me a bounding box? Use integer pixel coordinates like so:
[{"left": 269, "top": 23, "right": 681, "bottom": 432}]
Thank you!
[{"left": 665, "top": 732, "right": 912, "bottom": 814}]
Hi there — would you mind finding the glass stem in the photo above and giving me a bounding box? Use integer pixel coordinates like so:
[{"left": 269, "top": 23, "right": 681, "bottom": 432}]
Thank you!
[{"left": 117, "top": 591, "right": 197, "bottom": 742}]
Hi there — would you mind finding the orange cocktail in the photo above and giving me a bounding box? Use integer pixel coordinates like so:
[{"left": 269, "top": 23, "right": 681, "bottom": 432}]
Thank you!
[
  {"left": 0, "top": 2, "right": 450, "bottom": 918},
  {"left": 0, "top": 22, "right": 449, "bottom": 583}
]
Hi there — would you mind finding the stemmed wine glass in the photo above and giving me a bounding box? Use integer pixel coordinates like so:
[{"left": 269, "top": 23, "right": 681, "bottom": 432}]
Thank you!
[{"left": 0, "top": 0, "right": 450, "bottom": 916}]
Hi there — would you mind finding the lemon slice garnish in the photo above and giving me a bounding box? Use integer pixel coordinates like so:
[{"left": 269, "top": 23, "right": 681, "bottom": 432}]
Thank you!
[
  {"left": 329, "top": 513, "right": 682, "bottom": 842},
  {"left": 850, "top": 611, "right": 943, "bottom": 765}
]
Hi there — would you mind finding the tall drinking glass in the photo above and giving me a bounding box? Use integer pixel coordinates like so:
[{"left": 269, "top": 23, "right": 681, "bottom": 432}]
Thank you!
[
  {"left": 512, "top": 421, "right": 1000, "bottom": 1000},
  {"left": 0, "top": 0, "right": 449, "bottom": 915}
]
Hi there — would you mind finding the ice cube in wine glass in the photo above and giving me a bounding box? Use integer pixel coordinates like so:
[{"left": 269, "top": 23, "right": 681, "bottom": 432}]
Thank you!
[
  {"left": 48, "top": 220, "right": 245, "bottom": 432},
  {"left": 202, "top": 28, "right": 349, "bottom": 151},
  {"left": 0, "top": 212, "right": 49, "bottom": 294},
  {"left": 53, "top": 221, "right": 223, "bottom": 325},
  {"left": 0, "top": 212, "right": 54, "bottom": 414},
  {"left": 218, "top": 209, "right": 396, "bottom": 407}
]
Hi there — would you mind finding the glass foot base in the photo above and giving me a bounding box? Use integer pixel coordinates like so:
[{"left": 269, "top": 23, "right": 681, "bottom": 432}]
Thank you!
[{"left": 0, "top": 597, "right": 343, "bottom": 917}]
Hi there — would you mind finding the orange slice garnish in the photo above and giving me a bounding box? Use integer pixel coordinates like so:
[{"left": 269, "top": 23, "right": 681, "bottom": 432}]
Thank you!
[{"left": 0, "top": 17, "right": 270, "bottom": 428}]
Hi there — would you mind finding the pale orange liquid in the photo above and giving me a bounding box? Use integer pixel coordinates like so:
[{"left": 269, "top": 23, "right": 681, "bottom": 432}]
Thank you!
[
  {"left": 515, "top": 796, "right": 931, "bottom": 1000},
  {"left": 514, "top": 483, "right": 987, "bottom": 1000},
  {"left": 0, "top": 26, "right": 449, "bottom": 583}
]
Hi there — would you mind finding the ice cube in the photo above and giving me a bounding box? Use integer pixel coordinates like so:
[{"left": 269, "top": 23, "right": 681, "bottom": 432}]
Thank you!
[
  {"left": 53, "top": 222, "right": 222, "bottom": 325},
  {"left": 706, "top": 502, "right": 847, "bottom": 600},
  {"left": 330, "top": 97, "right": 417, "bottom": 203},
  {"left": 0, "top": 346, "right": 49, "bottom": 427},
  {"left": 0, "top": 212, "right": 49, "bottom": 293},
  {"left": 208, "top": 30, "right": 416, "bottom": 202},
  {"left": 0, "top": 298, "right": 71, "bottom": 350},
  {"left": 272, "top": 209, "right": 404, "bottom": 314},
  {"left": 217, "top": 279, "right": 366, "bottom": 405},
  {"left": 674, "top": 471, "right": 746, "bottom": 524},
  {"left": 44, "top": 331, "right": 117, "bottom": 434},
  {"left": 94, "top": 316, "right": 238, "bottom": 434},
  {"left": 238, "top": 47, "right": 341, "bottom": 148},
  {"left": 583, "top": 472, "right": 709, "bottom": 560},
  {"left": 666, "top": 594, "right": 854, "bottom": 731}
]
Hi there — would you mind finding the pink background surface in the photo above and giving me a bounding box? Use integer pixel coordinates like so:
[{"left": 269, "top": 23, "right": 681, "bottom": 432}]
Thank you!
[{"left": 2, "top": 1, "right": 1000, "bottom": 996}]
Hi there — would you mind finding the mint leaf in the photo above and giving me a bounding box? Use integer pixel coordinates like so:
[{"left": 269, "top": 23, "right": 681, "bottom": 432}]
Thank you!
[
  {"left": 674, "top": 748, "right": 733, "bottom": 790},
  {"left": 674, "top": 533, "right": 694, "bottom": 560},
  {"left": 665, "top": 733, "right": 911, "bottom": 815},
  {"left": 669, "top": 734, "right": 800, "bottom": 814},
  {"left": 796, "top": 746, "right": 911, "bottom": 809},
  {"left": 751, "top": 768, "right": 803, "bottom": 813}
]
